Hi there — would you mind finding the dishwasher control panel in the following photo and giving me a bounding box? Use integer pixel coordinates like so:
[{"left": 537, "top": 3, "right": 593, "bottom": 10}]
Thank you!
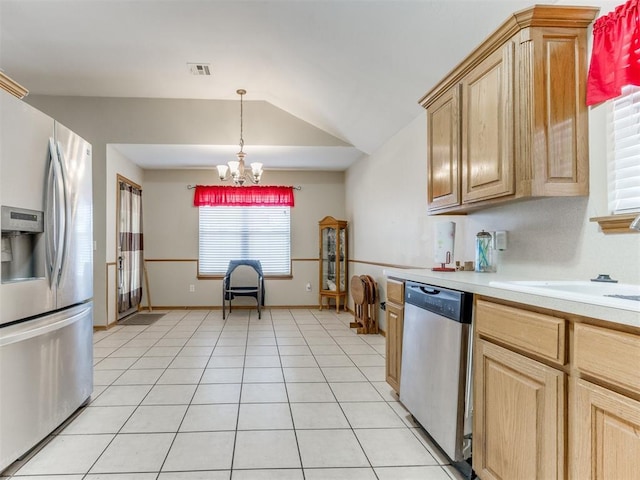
[{"left": 404, "top": 281, "right": 472, "bottom": 323}]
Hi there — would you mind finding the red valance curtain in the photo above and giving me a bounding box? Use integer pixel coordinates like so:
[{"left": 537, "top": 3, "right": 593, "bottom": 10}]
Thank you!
[
  {"left": 586, "top": 0, "right": 640, "bottom": 105},
  {"left": 194, "top": 185, "right": 295, "bottom": 207}
]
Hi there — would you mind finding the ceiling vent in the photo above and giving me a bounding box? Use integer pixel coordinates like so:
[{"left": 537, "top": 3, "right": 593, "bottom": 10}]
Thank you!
[{"left": 188, "top": 63, "right": 212, "bottom": 76}]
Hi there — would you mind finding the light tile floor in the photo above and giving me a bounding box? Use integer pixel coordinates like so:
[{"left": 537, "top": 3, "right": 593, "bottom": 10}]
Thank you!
[{"left": 1, "top": 308, "right": 466, "bottom": 480}]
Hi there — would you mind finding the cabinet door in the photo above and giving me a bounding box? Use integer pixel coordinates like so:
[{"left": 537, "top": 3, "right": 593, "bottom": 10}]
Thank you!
[
  {"left": 473, "top": 339, "right": 564, "bottom": 480},
  {"left": 427, "top": 85, "right": 460, "bottom": 211},
  {"left": 462, "top": 43, "right": 514, "bottom": 204},
  {"left": 337, "top": 225, "right": 346, "bottom": 294},
  {"left": 385, "top": 302, "right": 403, "bottom": 393},
  {"left": 319, "top": 226, "right": 335, "bottom": 292},
  {"left": 570, "top": 378, "right": 640, "bottom": 480},
  {"left": 520, "top": 26, "right": 590, "bottom": 197}
]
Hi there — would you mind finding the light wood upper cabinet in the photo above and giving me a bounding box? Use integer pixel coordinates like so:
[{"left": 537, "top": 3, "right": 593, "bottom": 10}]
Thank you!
[
  {"left": 461, "top": 43, "right": 514, "bottom": 204},
  {"left": 421, "top": 5, "right": 598, "bottom": 214},
  {"left": 427, "top": 85, "right": 460, "bottom": 210},
  {"left": 516, "top": 24, "right": 590, "bottom": 198}
]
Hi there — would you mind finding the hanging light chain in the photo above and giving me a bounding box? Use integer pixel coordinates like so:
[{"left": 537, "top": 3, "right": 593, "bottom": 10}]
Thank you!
[{"left": 237, "top": 88, "right": 245, "bottom": 153}]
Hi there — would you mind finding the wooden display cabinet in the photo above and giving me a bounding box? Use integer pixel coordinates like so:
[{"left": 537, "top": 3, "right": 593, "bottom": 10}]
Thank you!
[{"left": 318, "top": 216, "right": 348, "bottom": 312}]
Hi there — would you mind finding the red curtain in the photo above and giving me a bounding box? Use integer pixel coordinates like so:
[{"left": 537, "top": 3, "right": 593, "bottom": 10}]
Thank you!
[
  {"left": 586, "top": 0, "right": 640, "bottom": 105},
  {"left": 194, "top": 185, "right": 295, "bottom": 207}
]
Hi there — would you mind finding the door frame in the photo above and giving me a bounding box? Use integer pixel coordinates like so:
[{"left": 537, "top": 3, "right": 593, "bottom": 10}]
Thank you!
[{"left": 115, "top": 174, "right": 143, "bottom": 320}]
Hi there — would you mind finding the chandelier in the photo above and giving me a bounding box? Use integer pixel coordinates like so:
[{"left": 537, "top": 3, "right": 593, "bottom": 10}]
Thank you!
[{"left": 216, "top": 89, "right": 263, "bottom": 185}]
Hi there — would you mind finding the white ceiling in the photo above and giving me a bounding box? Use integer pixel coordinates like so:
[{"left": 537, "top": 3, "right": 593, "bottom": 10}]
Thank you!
[{"left": 1, "top": 0, "right": 584, "bottom": 171}]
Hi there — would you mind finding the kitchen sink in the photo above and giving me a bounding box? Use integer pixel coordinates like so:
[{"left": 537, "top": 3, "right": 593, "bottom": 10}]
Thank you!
[{"left": 489, "top": 280, "right": 640, "bottom": 311}]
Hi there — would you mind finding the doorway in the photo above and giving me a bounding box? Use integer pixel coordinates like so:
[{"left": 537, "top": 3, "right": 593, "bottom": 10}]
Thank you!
[{"left": 116, "top": 175, "right": 144, "bottom": 320}]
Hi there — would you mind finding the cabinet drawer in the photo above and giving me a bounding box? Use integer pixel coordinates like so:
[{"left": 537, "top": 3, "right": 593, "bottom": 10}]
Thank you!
[
  {"left": 574, "top": 323, "right": 640, "bottom": 394},
  {"left": 386, "top": 279, "right": 404, "bottom": 305},
  {"left": 476, "top": 299, "right": 566, "bottom": 365}
]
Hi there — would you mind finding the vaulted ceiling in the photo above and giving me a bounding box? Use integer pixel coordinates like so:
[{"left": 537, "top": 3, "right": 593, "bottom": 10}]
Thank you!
[{"left": 0, "top": 0, "right": 603, "bottom": 170}]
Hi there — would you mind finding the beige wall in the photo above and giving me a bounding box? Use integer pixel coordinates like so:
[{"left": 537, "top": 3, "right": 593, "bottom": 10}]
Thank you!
[{"left": 141, "top": 169, "right": 345, "bottom": 309}]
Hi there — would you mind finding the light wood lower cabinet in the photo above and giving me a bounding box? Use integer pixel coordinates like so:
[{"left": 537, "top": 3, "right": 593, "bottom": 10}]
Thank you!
[
  {"left": 569, "top": 322, "right": 640, "bottom": 480},
  {"left": 473, "top": 338, "right": 565, "bottom": 480},
  {"left": 385, "top": 302, "right": 403, "bottom": 393},
  {"left": 473, "top": 296, "right": 640, "bottom": 480},
  {"left": 385, "top": 279, "right": 404, "bottom": 393},
  {"left": 570, "top": 378, "right": 640, "bottom": 480}
]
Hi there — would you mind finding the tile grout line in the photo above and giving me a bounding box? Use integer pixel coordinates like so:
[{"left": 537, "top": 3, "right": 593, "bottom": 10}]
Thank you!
[
  {"left": 228, "top": 308, "right": 252, "bottom": 476},
  {"left": 278, "top": 309, "right": 309, "bottom": 479}
]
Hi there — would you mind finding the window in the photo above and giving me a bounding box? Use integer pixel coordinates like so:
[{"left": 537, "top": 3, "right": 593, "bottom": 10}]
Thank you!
[
  {"left": 198, "top": 206, "right": 291, "bottom": 276},
  {"left": 608, "top": 84, "right": 640, "bottom": 214}
]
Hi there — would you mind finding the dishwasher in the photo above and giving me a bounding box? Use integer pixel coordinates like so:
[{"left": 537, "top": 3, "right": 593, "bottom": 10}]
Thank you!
[{"left": 399, "top": 281, "right": 474, "bottom": 478}]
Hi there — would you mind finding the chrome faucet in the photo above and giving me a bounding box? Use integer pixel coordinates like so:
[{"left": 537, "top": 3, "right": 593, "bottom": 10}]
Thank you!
[{"left": 631, "top": 214, "right": 640, "bottom": 231}]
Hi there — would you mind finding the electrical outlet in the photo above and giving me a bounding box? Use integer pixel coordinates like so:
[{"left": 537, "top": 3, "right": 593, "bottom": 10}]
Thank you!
[
  {"left": 305, "top": 282, "right": 312, "bottom": 292},
  {"left": 189, "top": 284, "right": 195, "bottom": 292}
]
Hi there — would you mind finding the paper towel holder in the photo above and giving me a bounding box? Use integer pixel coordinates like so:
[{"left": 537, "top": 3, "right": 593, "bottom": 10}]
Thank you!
[
  {"left": 432, "top": 221, "right": 456, "bottom": 272},
  {"left": 432, "top": 251, "right": 456, "bottom": 272}
]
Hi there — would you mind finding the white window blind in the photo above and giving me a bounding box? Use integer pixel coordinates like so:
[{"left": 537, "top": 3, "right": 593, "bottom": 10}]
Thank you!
[
  {"left": 198, "top": 206, "right": 291, "bottom": 275},
  {"left": 608, "top": 84, "right": 640, "bottom": 214}
]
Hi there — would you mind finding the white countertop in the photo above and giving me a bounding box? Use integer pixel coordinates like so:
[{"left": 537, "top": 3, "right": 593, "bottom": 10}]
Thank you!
[{"left": 383, "top": 268, "right": 640, "bottom": 329}]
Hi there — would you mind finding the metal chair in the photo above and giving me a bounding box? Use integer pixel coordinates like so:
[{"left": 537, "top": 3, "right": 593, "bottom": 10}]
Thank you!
[{"left": 222, "top": 260, "right": 264, "bottom": 319}]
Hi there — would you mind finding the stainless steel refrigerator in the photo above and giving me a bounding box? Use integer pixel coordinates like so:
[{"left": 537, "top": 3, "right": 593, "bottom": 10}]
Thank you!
[{"left": 0, "top": 89, "right": 93, "bottom": 472}]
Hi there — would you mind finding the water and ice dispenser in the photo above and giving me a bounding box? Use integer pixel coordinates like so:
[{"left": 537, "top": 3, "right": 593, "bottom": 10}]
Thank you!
[{"left": 1, "top": 206, "right": 45, "bottom": 283}]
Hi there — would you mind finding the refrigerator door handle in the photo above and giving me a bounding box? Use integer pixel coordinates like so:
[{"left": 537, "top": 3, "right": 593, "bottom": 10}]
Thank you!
[
  {"left": 0, "top": 304, "right": 90, "bottom": 347},
  {"left": 49, "top": 139, "right": 65, "bottom": 288},
  {"left": 55, "top": 141, "right": 70, "bottom": 286},
  {"left": 45, "top": 139, "right": 58, "bottom": 288}
]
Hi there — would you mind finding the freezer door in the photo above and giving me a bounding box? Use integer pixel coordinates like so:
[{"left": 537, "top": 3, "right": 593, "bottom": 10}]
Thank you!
[
  {"left": 0, "top": 302, "right": 93, "bottom": 472},
  {"left": 0, "top": 90, "right": 56, "bottom": 325},
  {"left": 54, "top": 122, "right": 93, "bottom": 308}
]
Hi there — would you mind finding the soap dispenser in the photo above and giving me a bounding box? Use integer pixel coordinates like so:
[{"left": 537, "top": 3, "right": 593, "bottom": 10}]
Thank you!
[{"left": 475, "top": 230, "right": 496, "bottom": 273}]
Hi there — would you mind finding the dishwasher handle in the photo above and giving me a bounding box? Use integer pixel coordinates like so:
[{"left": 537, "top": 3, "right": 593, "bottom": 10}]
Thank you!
[{"left": 406, "top": 283, "right": 440, "bottom": 296}]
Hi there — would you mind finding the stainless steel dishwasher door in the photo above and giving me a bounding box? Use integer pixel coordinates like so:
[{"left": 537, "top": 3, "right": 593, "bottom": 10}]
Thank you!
[{"left": 399, "top": 300, "right": 469, "bottom": 462}]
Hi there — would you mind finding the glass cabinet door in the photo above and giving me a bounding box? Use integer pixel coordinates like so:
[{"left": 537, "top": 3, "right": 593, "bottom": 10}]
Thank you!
[
  {"left": 321, "top": 226, "right": 337, "bottom": 291},
  {"left": 338, "top": 226, "right": 345, "bottom": 292}
]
